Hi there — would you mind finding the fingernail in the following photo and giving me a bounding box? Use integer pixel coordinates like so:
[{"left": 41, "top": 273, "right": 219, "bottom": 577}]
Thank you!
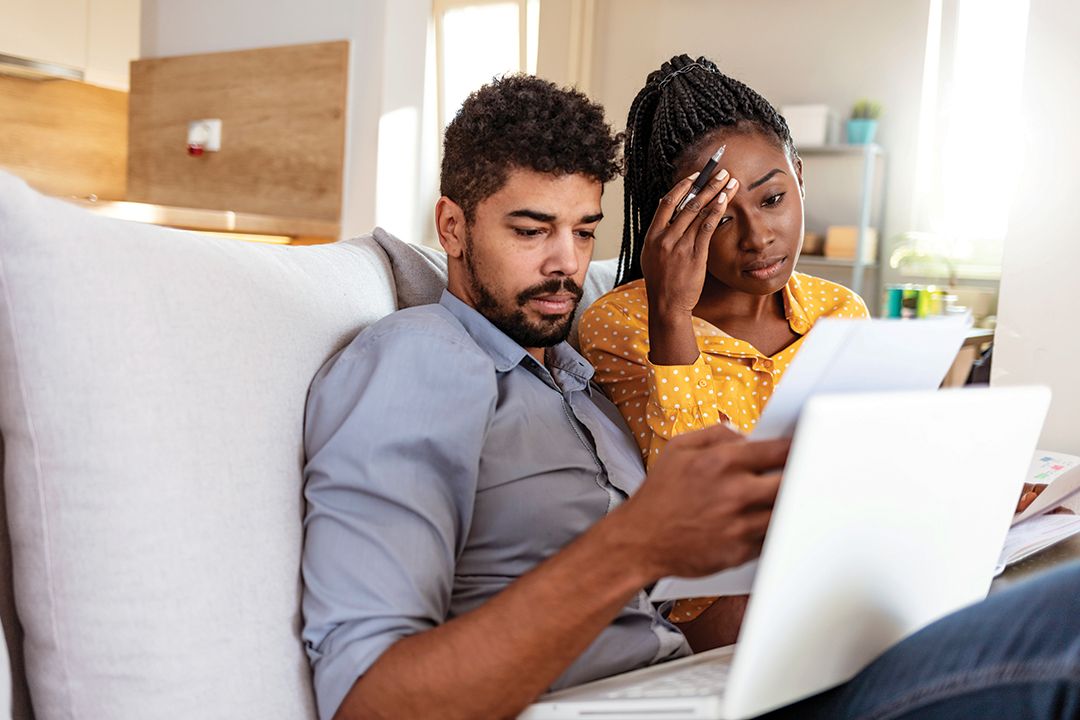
[
  {"left": 726, "top": 178, "right": 737, "bottom": 189},
  {"left": 689, "top": 172, "right": 700, "bottom": 180},
  {"left": 718, "top": 192, "right": 727, "bottom": 203}
]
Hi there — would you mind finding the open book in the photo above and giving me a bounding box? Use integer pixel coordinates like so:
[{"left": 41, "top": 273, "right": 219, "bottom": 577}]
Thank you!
[{"left": 995, "top": 450, "right": 1080, "bottom": 574}]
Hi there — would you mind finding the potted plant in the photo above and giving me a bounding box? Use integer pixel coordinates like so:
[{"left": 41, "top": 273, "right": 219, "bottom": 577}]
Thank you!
[{"left": 847, "top": 99, "right": 882, "bottom": 144}]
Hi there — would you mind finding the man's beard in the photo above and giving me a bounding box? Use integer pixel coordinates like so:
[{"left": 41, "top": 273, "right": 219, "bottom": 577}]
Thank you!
[{"left": 464, "top": 248, "right": 583, "bottom": 349}]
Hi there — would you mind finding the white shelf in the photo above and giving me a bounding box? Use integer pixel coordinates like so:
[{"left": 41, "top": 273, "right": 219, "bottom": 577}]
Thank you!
[{"left": 798, "top": 145, "right": 886, "bottom": 304}]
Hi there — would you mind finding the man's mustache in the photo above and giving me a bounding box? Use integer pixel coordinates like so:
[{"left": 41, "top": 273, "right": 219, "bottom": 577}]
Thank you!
[{"left": 517, "top": 279, "right": 584, "bottom": 306}]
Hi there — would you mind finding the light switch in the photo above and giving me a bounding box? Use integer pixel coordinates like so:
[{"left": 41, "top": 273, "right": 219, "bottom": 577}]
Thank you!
[{"left": 187, "top": 119, "right": 223, "bottom": 155}]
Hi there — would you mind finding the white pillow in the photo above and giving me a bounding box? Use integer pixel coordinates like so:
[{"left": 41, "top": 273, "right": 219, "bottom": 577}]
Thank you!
[{"left": 0, "top": 171, "right": 399, "bottom": 718}]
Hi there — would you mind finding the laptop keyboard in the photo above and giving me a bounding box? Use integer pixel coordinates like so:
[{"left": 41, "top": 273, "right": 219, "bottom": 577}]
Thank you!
[{"left": 604, "top": 655, "right": 732, "bottom": 699}]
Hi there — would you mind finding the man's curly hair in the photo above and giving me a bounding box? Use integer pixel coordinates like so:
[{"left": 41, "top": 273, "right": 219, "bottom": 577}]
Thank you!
[{"left": 441, "top": 74, "right": 623, "bottom": 221}]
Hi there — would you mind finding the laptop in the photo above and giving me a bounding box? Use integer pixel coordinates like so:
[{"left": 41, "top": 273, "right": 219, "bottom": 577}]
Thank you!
[{"left": 520, "top": 385, "right": 1051, "bottom": 720}]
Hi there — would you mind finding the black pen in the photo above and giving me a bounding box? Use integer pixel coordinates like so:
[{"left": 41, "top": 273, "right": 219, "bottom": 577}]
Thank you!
[{"left": 674, "top": 145, "right": 727, "bottom": 215}]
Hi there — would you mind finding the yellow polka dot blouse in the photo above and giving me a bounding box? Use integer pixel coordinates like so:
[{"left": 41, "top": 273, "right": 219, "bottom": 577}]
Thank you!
[
  {"left": 580, "top": 273, "right": 868, "bottom": 624},
  {"left": 580, "top": 273, "right": 868, "bottom": 465}
]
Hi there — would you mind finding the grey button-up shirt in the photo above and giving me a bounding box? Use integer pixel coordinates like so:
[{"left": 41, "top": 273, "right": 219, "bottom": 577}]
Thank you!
[{"left": 302, "top": 290, "right": 690, "bottom": 718}]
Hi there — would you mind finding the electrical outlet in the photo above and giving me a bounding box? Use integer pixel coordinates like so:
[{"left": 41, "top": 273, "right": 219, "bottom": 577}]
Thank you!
[{"left": 187, "top": 119, "right": 223, "bottom": 154}]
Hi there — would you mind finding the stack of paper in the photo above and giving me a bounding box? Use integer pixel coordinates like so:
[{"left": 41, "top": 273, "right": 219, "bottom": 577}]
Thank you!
[
  {"left": 995, "top": 514, "right": 1080, "bottom": 575},
  {"left": 996, "top": 449, "right": 1080, "bottom": 575}
]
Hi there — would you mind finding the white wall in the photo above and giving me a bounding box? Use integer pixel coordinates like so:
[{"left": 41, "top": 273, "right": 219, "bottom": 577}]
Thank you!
[
  {"left": 991, "top": 0, "right": 1080, "bottom": 454},
  {"left": 141, "top": 0, "right": 432, "bottom": 242},
  {"left": 584, "top": 0, "right": 934, "bottom": 264},
  {"left": 86, "top": 0, "right": 141, "bottom": 89}
]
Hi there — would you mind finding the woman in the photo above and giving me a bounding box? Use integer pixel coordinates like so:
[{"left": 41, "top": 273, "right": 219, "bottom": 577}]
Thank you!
[{"left": 579, "top": 54, "right": 868, "bottom": 635}]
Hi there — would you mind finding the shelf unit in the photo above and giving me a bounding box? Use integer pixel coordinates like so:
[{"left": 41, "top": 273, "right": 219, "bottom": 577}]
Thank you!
[{"left": 795, "top": 143, "right": 886, "bottom": 310}]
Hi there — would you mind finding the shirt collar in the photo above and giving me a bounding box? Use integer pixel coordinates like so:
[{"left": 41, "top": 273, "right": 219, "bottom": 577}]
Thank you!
[
  {"left": 438, "top": 290, "right": 594, "bottom": 389},
  {"left": 783, "top": 273, "right": 813, "bottom": 335},
  {"left": 696, "top": 274, "right": 811, "bottom": 359}
]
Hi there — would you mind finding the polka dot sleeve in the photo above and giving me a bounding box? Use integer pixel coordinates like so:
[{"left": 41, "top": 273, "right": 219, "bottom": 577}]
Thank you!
[
  {"left": 645, "top": 355, "right": 726, "bottom": 464},
  {"left": 580, "top": 289, "right": 726, "bottom": 468},
  {"left": 846, "top": 293, "right": 871, "bottom": 319},
  {"left": 579, "top": 297, "right": 655, "bottom": 458}
]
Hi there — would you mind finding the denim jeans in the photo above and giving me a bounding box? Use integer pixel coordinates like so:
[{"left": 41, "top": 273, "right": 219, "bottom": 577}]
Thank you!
[{"left": 762, "top": 560, "right": 1080, "bottom": 719}]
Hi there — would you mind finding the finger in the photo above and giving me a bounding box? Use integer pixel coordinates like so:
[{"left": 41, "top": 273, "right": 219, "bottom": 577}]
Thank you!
[
  {"left": 647, "top": 174, "right": 701, "bottom": 237},
  {"left": 673, "top": 421, "right": 745, "bottom": 449},
  {"left": 667, "top": 168, "right": 731, "bottom": 238},
  {"left": 732, "top": 437, "right": 791, "bottom": 472},
  {"left": 735, "top": 507, "right": 773, "bottom": 538},
  {"left": 692, "top": 178, "right": 739, "bottom": 259},
  {"left": 734, "top": 470, "right": 783, "bottom": 509},
  {"left": 1016, "top": 491, "right": 1039, "bottom": 513},
  {"left": 724, "top": 508, "right": 773, "bottom": 550}
]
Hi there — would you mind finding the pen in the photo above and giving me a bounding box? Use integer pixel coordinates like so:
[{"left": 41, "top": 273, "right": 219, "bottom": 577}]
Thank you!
[{"left": 674, "top": 145, "right": 727, "bottom": 215}]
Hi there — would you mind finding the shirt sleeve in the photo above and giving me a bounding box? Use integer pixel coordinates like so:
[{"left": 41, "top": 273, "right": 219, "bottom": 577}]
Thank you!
[
  {"left": 300, "top": 324, "right": 495, "bottom": 719},
  {"left": 643, "top": 354, "right": 726, "bottom": 463},
  {"left": 824, "top": 282, "right": 871, "bottom": 320},
  {"left": 848, "top": 292, "right": 871, "bottom": 318},
  {"left": 580, "top": 298, "right": 725, "bottom": 469}
]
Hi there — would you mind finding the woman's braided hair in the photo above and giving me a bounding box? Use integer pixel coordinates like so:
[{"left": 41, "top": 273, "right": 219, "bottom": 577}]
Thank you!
[{"left": 617, "top": 55, "right": 799, "bottom": 286}]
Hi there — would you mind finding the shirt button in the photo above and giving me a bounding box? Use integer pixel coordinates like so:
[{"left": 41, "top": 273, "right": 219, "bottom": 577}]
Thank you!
[
  {"left": 760, "top": 359, "right": 774, "bottom": 370},
  {"left": 697, "top": 379, "right": 709, "bottom": 388}
]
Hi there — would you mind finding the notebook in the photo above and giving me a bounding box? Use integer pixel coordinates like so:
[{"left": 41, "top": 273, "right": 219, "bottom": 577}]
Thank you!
[{"left": 520, "top": 385, "right": 1051, "bottom": 720}]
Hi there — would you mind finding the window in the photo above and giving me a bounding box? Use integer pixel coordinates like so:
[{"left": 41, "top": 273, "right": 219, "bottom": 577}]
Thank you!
[
  {"left": 434, "top": 0, "right": 540, "bottom": 135},
  {"left": 913, "top": 0, "right": 1031, "bottom": 273}
]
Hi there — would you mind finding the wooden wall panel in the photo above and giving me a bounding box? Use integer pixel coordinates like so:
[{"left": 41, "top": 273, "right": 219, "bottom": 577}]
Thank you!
[
  {"left": 127, "top": 41, "right": 348, "bottom": 222},
  {"left": 0, "top": 75, "right": 128, "bottom": 199}
]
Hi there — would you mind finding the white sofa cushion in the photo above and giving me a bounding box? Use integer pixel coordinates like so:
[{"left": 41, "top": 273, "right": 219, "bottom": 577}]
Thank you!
[{"left": 0, "top": 172, "right": 400, "bottom": 718}]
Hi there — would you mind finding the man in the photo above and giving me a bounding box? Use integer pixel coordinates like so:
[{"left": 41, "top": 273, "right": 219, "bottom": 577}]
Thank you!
[{"left": 302, "top": 75, "right": 1080, "bottom": 720}]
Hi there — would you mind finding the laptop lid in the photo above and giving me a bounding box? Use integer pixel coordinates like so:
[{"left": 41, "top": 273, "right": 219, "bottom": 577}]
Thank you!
[{"left": 722, "top": 385, "right": 1050, "bottom": 718}]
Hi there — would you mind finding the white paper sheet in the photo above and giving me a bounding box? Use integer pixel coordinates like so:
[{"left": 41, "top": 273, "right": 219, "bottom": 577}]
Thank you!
[
  {"left": 650, "top": 560, "right": 758, "bottom": 601},
  {"left": 752, "top": 316, "right": 970, "bottom": 440}
]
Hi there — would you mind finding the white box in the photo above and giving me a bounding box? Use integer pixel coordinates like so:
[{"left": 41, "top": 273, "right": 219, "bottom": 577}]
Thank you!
[{"left": 781, "top": 104, "right": 833, "bottom": 147}]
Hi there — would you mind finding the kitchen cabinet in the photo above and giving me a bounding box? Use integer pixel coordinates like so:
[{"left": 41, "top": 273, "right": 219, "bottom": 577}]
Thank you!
[
  {"left": 0, "top": 0, "right": 139, "bottom": 90},
  {"left": 0, "top": 0, "right": 88, "bottom": 72}
]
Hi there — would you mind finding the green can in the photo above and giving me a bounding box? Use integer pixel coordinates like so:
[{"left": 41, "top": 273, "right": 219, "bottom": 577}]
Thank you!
[
  {"left": 916, "top": 287, "right": 932, "bottom": 318},
  {"left": 884, "top": 284, "right": 905, "bottom": 318},
  {"left": 916, "top": 286, "right": 946, "bottom": 318}
]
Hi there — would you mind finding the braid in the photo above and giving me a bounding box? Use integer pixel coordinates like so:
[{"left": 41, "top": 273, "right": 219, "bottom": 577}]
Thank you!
[{"left": 616, "top": 55, "right": 799, "bottom": 286}]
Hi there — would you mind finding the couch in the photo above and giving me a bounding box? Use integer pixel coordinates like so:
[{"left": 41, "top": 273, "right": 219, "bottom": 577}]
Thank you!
[{"left": 0, "top": 170, "right": 617, "bottom": 719}]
